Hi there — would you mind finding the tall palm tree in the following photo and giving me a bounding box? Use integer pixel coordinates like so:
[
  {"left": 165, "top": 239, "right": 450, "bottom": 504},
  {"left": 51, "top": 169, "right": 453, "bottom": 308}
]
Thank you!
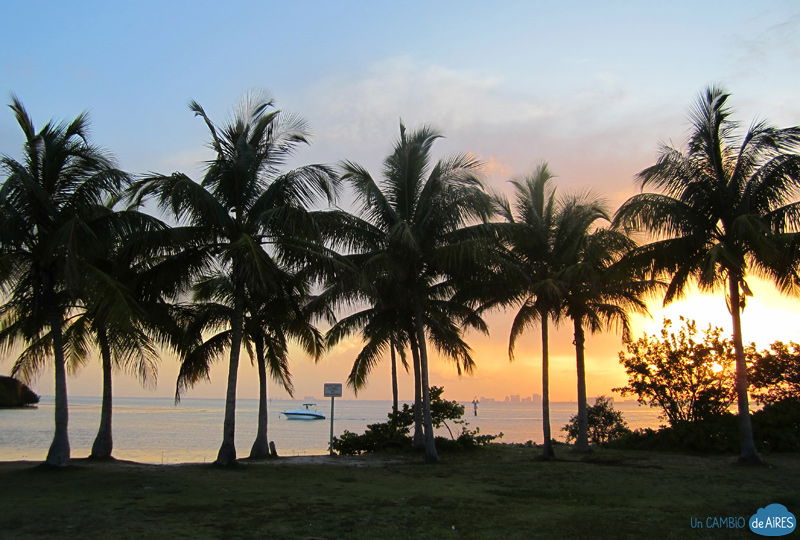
[
  {"left": 314, "top": 251, "right": 409, "bottom": 393},
  {"left": 560, "top": 212, "right": 654, "bottom": 452},
  {"left": 326, "top": 123, "right": 493, "bottom": 462},
  {"left": 487, "top": 163, "right": 569, "bottom": 459},
  {"left": 84, "top": 205, "right": 188, "bottom": 460},
  {"left": 175, "top": 273, "right": 322, "bottom": 459},
  {"left": 131, "top": 96, "right": 337, "bottom": 465},
  {"left": 614, "top": 86, "right": 800, "bottom": 463},
  {"left": 0, "top": 98, "right": 129, "bottom": 466}
]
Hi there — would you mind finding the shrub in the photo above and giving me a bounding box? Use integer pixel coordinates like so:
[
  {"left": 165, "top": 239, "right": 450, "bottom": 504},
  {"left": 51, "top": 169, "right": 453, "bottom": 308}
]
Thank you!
[
  {"left": 331, "top": 386, "right": 500, "bottom": 455},
  {"left": 563, "top": 396, "right": 630, "bottom": 445},
  {"left": 614, "top": 318, "right": 736, "bottom": 426},
  {"left": 752, "top": 398, "right": 800, "bottom": 452},
  {"left": 609, "top": 399, "right": 800, "bottom": 453}
]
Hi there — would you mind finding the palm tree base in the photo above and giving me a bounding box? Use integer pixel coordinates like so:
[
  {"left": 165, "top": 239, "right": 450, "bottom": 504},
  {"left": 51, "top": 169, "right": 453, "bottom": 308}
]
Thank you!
[
  {"left": 45, "top": 440, "right": 70, "bottom": 467},
  {"left": 737, "top": 454, "right": 765, "bottom": 466},
  {"left": 539, "top": 444, "right": 556, "bottom": 460},
  {"left": 249, "top": 437, "right": 270, "bottom": 459},
  {"left": 90, "top": 436, "right": 113, "bottom": 460},
  {"left": 214, "top": 442, "right": 237, "bottom": 466},
  {"left": 87, "top": 454, "right": 117, "bottom": 462}
]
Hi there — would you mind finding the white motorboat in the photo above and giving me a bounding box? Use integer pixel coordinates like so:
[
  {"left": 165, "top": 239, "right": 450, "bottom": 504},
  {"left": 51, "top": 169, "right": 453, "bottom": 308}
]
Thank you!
[{"left": 281, "top": 403, "right": 325, "bottom": 420}]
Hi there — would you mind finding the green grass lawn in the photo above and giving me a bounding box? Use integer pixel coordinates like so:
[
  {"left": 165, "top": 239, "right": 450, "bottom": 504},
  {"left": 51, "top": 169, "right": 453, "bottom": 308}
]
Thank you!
[{"left": 1, "top": 445, "right": 797, "bottom": 539}]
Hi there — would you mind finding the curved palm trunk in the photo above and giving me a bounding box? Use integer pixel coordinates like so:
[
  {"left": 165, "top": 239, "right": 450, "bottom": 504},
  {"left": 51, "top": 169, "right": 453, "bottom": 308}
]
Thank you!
[
  {"left": 409, "top": 331, "right": 424, "bottom": 449},
  {"left": 728, "top": 276, "right": 761, "bottom": 464},
  {"left": 90, "top": 328, "right": 114, "bottom": 459},
  {"left": 414, "top": 310, "right": 439, "bottom": 463},
  {"left": 573, "top": 315, "right": 590, "bottom": 453},
  {"left": 390, "top": 341, "right": 399, "bottom": 417},
  {"left": 540, "top": 312, "right": 555, "bottom": 460},
  {"left": 216, "top": 294, "right": 244, "bottom": 466},
  {"left": 46, "top": 305, "right": 70, "bottom": 466},
  {"left": 250, "top": 338, "right": 270, "bottom": 459}
]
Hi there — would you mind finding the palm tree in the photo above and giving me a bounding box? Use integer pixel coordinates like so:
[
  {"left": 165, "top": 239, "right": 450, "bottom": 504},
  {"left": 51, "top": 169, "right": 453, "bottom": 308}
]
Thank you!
[
  {"left": 131, "top": 96, "right": 337, "bottom": 465},
  {"left": 560, "top": 212, "right": 654, "bottom": 452},
  {"left": 0, "top": 98, "right": 129, "bottom": 466},
  {"left": 487, "top": 163, "right": 568, "bottom": 459},
  {"left": 84, "top": 205, "right": 186, "bottom": 460},
  {"left": 175, "top": 273, "right": 322, "bottom": 459},
  {"left": 326, "top": 123, "right": 493, "bottom": 462},
  {"left": 314, "top": 250, "right": 409, "bottom": 399},
  {"left": 614, "top": 86, "right": 800, "bottom": 463}
]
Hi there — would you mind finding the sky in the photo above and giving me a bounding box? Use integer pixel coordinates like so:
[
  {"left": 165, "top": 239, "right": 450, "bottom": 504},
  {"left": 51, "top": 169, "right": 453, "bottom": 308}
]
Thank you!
[{"left": 1, "top": 1, "right": 800, "bottom": 403}]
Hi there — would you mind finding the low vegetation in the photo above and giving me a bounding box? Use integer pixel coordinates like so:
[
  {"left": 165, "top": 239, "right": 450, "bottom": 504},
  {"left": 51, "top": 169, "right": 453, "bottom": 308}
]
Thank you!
[{"left": 332, "top": 387, "right": 500, "bottom": 455}]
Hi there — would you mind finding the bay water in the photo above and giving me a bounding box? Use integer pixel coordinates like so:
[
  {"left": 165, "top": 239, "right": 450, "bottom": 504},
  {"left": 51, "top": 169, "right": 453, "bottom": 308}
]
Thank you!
[{"left": 0, "top": 396, "right": 661, "bottom": 464}]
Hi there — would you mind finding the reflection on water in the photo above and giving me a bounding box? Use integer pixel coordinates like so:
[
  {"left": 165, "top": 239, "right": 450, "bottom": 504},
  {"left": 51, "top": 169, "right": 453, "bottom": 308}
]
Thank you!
[{"left": 0, "top": 396, "right": 661, "bottom": 464}]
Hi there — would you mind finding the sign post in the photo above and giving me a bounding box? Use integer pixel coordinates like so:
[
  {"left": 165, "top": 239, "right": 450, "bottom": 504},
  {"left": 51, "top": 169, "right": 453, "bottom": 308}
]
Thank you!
[{"left": 323, "top": 383, "right": 342, "bottom": 456}]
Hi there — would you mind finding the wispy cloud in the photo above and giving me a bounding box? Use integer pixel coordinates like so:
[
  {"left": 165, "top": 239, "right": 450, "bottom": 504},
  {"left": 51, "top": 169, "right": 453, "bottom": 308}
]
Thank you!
[{"left": 298, "top": 57, "right": 677, "bottom": 204}]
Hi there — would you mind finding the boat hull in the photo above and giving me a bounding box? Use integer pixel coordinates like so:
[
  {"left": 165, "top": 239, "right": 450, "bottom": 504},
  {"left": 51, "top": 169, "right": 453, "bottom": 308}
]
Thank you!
[{"left": 281, "top": 411, "right": 325, "bottom": 420}]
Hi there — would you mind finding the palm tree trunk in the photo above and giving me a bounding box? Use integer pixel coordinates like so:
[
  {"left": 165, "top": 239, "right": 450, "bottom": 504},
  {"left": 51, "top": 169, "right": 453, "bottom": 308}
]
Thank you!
[
  {"left": 250, "top": 337, "right": 270, "bottom": 459},
  {"left": 409, "top": 330, "right": 424, "bottom": 449},
  {"left": 415, "top": 309, "right": 439, "bottom": 463},
  {"left": 573, "top": 315, "right": 590, "bottom": 453},
  {"left": 46, "top": 305, "right": 70, "bottom": 466},
  {"left": 390, "top": 340, "right": 399, "bottom": 417},
  {"left": 90, "top": 328, "right": 114, "bottom": 460},
  {"left": 540, "top": 312, "right": 555, "bottom": 459},
  {"left": 216, "top": 294, "right": 244, "bottom": 466},
  {"left": 728, "top": 276, "right": 761, "bottom": 464}
]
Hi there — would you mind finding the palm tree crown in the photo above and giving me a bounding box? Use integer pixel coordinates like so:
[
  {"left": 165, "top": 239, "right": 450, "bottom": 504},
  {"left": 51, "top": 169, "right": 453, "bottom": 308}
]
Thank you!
[
  {"left": 323, "top": 122, "right": 493, "bottom": 461},
  {"left": 614, "top": 86, "right": 800, "bottom": 462},
  {"left": 131, "top": 96, "right": 337, "bottom": 465},
  {"left": 0, "top": 98, "right": 130, "bottom": 466}
]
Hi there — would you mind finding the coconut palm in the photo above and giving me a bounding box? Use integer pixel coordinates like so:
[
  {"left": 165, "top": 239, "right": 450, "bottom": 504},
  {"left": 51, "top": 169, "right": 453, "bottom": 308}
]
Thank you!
[
  {"left": 312, "top": 247, "right": 409, "bottom": 389},
  {"left": 84, "top": 207, "right": 188, "bottom": 459},
  {"left": 0, "top": 98, "right": 129, "bottom": 466},
  {"left": 176, "top": 272, "right": 322, "bottom": 458},
  {"left": 325, "top": 123, "right": 493, "bottom": 462},
  {"left": 486, "top": 163, "right": 570, "bottom": 459},
  {"left": 560, "top": 211, "right": 654, "bottom": 452},
  {"left": 614, "top": 86, "right": 800, "bottom": 463},
  {"left": 131, "top": 96, "right": 337, "bottom": 465}
]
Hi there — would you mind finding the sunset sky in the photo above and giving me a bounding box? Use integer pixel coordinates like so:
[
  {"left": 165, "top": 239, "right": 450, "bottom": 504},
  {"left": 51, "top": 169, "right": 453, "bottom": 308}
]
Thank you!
[{"left": 1, "top": 1, "right": 799, "bottom": 402}]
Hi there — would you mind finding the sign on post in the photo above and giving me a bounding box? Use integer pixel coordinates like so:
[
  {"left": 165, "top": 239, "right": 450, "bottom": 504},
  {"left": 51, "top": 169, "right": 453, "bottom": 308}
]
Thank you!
[
  {"left": 324, "top": 383, "right": 342, "bottom": 455},
  {"left": 324, "top": 383, "right": 343, "bottom": 397}
]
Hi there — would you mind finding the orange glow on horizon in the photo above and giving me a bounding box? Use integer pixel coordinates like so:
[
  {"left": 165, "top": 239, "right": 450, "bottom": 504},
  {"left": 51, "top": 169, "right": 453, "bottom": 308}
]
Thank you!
[{"left": 11, "top": 277, "right": 800, "bottom": 406}]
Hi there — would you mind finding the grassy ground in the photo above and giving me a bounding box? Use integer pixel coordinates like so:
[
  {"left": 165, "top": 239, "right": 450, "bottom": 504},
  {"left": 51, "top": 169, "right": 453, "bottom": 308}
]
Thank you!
[{"left": 1, "top": 445, "right": 797, "bottom": 539}]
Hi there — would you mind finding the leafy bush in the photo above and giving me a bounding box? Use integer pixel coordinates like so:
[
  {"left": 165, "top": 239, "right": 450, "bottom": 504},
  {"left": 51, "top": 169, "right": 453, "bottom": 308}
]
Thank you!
[
  {"left": 562, "top": 396, "right": 630, "bottom": 445},
  {"left": 748, "top": 343, "right": 800, "bottom": 406},
  {"left": 332, "top": 421, "right": 410, "bottom": 456},
  {"left": 609, "top": 399, "right": 800, "bottom": 453},
  {"left": 331, "top": 386, "right": 500, "bottom": 455},
  {"left": 752, "top": 398, "right": 800, "bottom": 452},
  {"left": 614, "top": 318, "right": 736, "bottom": 426}
]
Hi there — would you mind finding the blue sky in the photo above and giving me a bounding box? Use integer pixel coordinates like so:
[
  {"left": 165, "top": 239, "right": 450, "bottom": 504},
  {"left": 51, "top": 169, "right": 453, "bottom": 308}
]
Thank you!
[
  {"left": 3, "top": 0, "right": 798, "bottom": 191},
  {"left": 2, "top": 1, "right": 799, "bottom": 400}
]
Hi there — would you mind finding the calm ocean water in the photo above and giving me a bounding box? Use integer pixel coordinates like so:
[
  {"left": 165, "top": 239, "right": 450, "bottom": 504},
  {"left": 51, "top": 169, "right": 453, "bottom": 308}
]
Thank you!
[{"left": 0, "top": 396, "right": 661, "bottom": 464}]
